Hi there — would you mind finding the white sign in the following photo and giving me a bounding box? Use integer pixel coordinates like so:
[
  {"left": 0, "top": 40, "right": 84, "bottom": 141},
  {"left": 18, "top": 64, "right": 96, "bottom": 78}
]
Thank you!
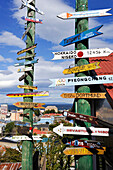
[
  {"left": 57, "top": 8, "right": 112, "bottom": 19},
  {"left": 12, "top": 135, "right": 42, "bottom": 141},
  {"left": 49, "top": 75, "right": 113, "bottom": 87},
  {"left": 52, "top": 48, "right": 112, "bottom": 60},
  {"left": 53, "top": 124, "right": 109, "bottom": 137}
]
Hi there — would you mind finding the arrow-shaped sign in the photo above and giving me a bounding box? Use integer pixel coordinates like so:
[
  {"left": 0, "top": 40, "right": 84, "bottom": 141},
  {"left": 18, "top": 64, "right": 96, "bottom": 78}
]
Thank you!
[
  {"left": 17, "top": 85, "right": 37, "bottom": 90},
  {"left": 63, "top": 111, "right": 98, "bottom": 124},
  {"left": 63, "top": 62, "right": 100, "bottom": 75},
  {"left": 63, "top": 147, "right": 106, "bottom": 155},
  {"left": 52, "top": 48, "right": 112, "bottom": 60},
  {"left": 59, "top": 25, "right": 103, "bottom": 47},
  {"left": 60, "top": 92, "right": 106, "bottom": 99},
  {"left": 21, "top": 16, "right": 42, "bottom": 24},
  {"left": 19, "top": 73, "right": 28, "bottom": 81},
  {"left": 6, "top": 91, "right": 49, "bottom": 97},
  {"left": 49, "top": 75, "right": 113, "bottom": 87},
  {"left": 12, "top": 135, "right": 42, "bottom": 141},
  {"left": 17, "top": 67, "right": 32, "bottom": 73},
  {"left": 17, "top": 53, "right": 36, "bottom": 60},
  {"left": 53, "top": 123, "right": 109, "bottom": 137},
  {"left": 17, "top": 44, "right": 37, "bottom": 55},
  {"left": 13, "top": 102, "right": 45, "bottom": 109},
  {"left": 57, "top": 8, "right": 112, "bottom": 19},
  {"left": 66, "top": 139, "right": 103, "bottom": 149},
  {"left": 14, "top": 58, "right": 39, "bottom": 67}
]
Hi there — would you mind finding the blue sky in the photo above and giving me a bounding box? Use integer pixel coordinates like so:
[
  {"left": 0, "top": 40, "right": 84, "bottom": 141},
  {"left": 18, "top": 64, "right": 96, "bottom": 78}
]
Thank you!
[{"left": 0, "top": 0, "right": 113, "bottom": 104}]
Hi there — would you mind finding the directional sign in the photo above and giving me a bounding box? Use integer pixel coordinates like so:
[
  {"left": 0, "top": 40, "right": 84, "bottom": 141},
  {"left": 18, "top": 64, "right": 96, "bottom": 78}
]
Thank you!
[
  {"left": 21, "top": 24, "right": 32, "bottom": 40},
  {"left": 49, "top": 75, "right": 113, "bottom": 87},
  {"left": 20, "top": 0, "right": 44, "bottom": 15},
  {"left": 17, "top": 44, "right": 37, "bottom": 55},
  {"left": 12, "top": 135, "right": 42, "bottom": 141},
  {"left": 17, "top": 67, "right": 32, "bottom": 73},
  {"left": 57, "top": 8, "right": 112, "bottom": 19},
  {"left": 60, "top": 92, "right": 106, "bottom": 99},
  {"left": 66, "top": 139, "right": 103, "bottom": 149},
  {"left": 13, "top": 102, "right": 45, "bottom": 109},
  {"left": 59, "top": 25, "right": 103, "bottom": 47},
  {"left": 52, "top": 48, "right": 112, "bottom": 60},
  {"left": 19, "top": 73, "right": 28, "bottom": 81},
  {"left": 17, "top": 53, "right": 36, "bottom": 60},
  {"left": 63, "top": 111, "right": 98, "bottom": 124},
  {"left": 63, "top": 147, "right": 106, "bottom": 155},
  {"left": 17, "top": 85, "right": 37, "bottom": 90},
  {"left": 21, "top": 16, "right": 42, "bottom": 24},
  {"left": 63, "top": 62, "right": 100, "bottom": 75},
  {"left": 6, "top": 91, "right": 49, "bottom": 97},
  {"left": 14, "top": 59, "right": 39, "bottom": 67},
  {"left": 53, "top": 123, "right": 109, "bottom": 137}
]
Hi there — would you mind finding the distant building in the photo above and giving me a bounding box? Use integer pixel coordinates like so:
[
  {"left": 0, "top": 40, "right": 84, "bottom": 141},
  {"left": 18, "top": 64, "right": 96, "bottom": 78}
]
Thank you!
[
  {"left": 11, "top": 109, "right": 23, "bottom": 121},
  {"left": 1, "top": 104, "right": 8, "bottom": 115},
  {"left": 45, "top": 106, "right": 58, "bottom": 112}
]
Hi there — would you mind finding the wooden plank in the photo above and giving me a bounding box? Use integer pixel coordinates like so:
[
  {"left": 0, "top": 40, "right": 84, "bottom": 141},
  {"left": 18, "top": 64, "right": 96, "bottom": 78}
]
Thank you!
[
  {"left": 17, "top": 53, "right": 36, "bottom": 60},
  {"left": 60, "top": 92, "right": 106, "bottom": 99},
  {"left": 13, "top": 102, "right": 45, "bottom": 108},
  {"left": 21, "top": 23, "right": 32, "bottom": 40},
  {"left": 17, "top": 85, "right": 37, "bottom": 90},
  {"left": 63, "top": 62, "right": 100, "bottom": 74},
  {"left": 63, "top": 147, "right": 106, "bottom": 155},
  {"left": 17, "top": 44, "right": 37, "bottom": 55}
]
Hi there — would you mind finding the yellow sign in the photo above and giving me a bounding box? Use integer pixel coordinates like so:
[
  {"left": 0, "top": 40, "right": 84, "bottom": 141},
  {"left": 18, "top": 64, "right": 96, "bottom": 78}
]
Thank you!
[
  {"left": 63, "top": 62, "right": 101, "bottom": 74},
  {"left": 17, "top": 85, "right": 37, "bottom": 90},
  {"left": 13, "top": 102, "right": 45, "bottom": 109},
  {"left": 61, "top": 92, "right": 106, "bottom": 99},
  {"left": 17, "top": 44, "right": 37, "bottom": 55},
  {"left": 63, "top": 147, "right": 106, "bottom": 155}
]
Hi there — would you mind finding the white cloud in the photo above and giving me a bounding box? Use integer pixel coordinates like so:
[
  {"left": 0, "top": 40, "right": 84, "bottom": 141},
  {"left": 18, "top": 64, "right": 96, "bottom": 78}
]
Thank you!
[
  {"left": 0, "top": 31, "right": 25, "bottom": 48},
  {"left": 0, "top": 55, "right": 13, "bottom": 63}
]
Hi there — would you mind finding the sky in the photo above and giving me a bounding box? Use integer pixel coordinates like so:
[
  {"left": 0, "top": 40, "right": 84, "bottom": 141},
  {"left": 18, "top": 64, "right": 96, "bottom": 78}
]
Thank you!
[{"left": 0, "top": 0, "right": 113, "bottom": 104}]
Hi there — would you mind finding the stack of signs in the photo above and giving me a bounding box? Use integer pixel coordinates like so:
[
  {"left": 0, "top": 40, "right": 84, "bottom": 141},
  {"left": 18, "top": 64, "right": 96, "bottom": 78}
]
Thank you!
[
  {"left": 50, "top": 7, "right": 112, "bottom": 156},
  {"left": 6, "top": 1, "right": 48, "bottom": 142}
]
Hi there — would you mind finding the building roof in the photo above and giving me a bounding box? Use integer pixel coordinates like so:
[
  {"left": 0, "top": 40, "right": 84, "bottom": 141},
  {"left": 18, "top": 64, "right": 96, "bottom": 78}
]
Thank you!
[
  {"left": 89, "top": 53, "right": 113, "bottom": 108},
  {"left": 33, "top": 128, "right": 47, "bottom": 134},
  {"left": 42, "top": 113, "right": 63, "bottom": 117}
]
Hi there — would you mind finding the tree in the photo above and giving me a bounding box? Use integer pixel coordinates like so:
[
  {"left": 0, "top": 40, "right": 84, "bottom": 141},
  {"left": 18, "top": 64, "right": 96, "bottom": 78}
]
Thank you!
[
  {"left": 5, "top": 122, "right": 15, "bottom": 134},
  {"left": 34, "top": 109, "right": 40, "bottom": 117}
]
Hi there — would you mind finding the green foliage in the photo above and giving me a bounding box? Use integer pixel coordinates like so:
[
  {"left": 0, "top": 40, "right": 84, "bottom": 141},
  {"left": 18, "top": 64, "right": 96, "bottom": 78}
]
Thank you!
[
  {"left": 0, "top": 147, "right": 22, "bottom": 162},
  {"left": 5, "top": 122, "right": 15, "bottom": 134},
  {"left": 44, "top": 109, "right": 56, "bottom": 114}
]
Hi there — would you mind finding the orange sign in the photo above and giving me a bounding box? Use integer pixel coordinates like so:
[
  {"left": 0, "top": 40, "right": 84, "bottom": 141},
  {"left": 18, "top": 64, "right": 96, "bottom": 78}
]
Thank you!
[
  {"left": 61, "top": 92, "right": 106, "bottom": 99},
  {"left": 13, "top": 102, "right": 45, "bottom": 109},
  {"left": 63, "top": 147, "right": 106, "bottom": 155}
]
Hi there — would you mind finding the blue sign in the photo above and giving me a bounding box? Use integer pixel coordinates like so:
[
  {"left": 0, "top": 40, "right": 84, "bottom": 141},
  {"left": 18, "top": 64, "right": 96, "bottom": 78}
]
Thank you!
[
  {"left": 59, "top": 25, "right": 103, "bottom": 46},
  {"left": 14, "top": 59, "right": 39, "bottom": 67}
]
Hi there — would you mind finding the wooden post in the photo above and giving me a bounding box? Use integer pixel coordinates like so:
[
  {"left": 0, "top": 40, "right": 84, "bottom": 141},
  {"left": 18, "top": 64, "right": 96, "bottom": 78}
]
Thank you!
[
  {"left": 75, "top": 0, "right": 93, "bottom": 169},
  {"left": 22, "top": 0, "right": 35, "bottom": 169}
]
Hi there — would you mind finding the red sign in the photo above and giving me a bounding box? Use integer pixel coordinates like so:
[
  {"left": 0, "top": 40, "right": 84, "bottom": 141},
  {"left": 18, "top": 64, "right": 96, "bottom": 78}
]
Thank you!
[{"left": 0, "top": 163, "right": 21, "bottom": 169}]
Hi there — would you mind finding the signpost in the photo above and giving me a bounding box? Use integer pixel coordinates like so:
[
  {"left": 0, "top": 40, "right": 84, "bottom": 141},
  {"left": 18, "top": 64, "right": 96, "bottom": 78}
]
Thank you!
[
  {"left": 49, "top": 75, "right": 113, "bottom": 87},
  {"left": 21, "top": 24, "right": 32, "bottom": 40},
  {"left": 63, "top": 62, "right": 100, "bottom": 74},
  {"left": 63, "top": 111, "right": 98, "bottom": 124},
  {"left": 19, "top": 73, "right": 28, "bottom": 81},
  {"left": 60, "top": 92, "right": 106, "bottom": 99},
  {"left": 52, "top": 48, "right": 112, "bottom": 60},
  {"left": 17, "top": 67, "right": 32, "bottom": 73},
  {"left": 7, "top": 91, "right": 49, "bottom": 97},
  {"left": 17, "top": 44, "right": 37, "bottom": 55},
  {"left": 66, "top": 139, "right": 103, "bottom": 149},
  {"left": 14, "top": 58, "right": 39, "bottom": 67},
  {"left": 12, "top": 135, "right": 42, "bottom": 141},
  {"left": 17, "top": 85, "right": 37, "bottom": 90},
  {"left": 59, "top": 25, "right": 103, "bottom": 47},
  {"left": 13, "top": 102, "right": 45, "bottom": 109},
  {"left": 17, "top": 53, "right": 36, "bottom": 60},
  {"left": 63, "top": 147, "right": 106, "bottom": 156},
  {"left": 57, "top": 8, "right": 112, "bottom": 19},
  {"left": 21, "top": 16, "right": 42, "bottom": 24},
  {"left": 53, "top": 123, "right": 109, "bottom": 137}
]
